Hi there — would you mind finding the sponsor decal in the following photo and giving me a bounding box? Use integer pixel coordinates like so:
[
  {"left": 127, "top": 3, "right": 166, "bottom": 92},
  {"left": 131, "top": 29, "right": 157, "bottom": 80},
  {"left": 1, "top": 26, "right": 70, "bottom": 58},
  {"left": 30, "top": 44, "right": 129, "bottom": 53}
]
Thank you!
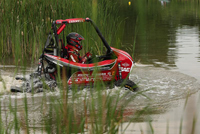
[
  {"left": 122, "top": 62, "right": 130, "bottom": 67},
  {"left": 121, "top": 67, "right": 131, "bottom": 72},
  {"left": 69, "top": 20, "right": 84, "bottom": 23},
  {"left": 68, "top": 71, "right": 113, "bottom": 84}
]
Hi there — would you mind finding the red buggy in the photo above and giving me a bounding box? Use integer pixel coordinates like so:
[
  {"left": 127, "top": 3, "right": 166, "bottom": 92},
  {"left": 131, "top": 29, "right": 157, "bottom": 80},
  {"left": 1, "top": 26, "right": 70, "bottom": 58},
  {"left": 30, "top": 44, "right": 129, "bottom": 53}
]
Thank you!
[{"left": 11, "top": 18, "right": 137, "bottom": 93}]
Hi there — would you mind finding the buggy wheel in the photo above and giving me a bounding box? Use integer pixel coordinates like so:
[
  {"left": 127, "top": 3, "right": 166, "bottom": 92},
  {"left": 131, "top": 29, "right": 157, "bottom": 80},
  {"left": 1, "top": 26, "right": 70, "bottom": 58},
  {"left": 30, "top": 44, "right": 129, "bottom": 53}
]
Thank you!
[
  {"left": 115, "top": 79, "right": 138, "bottom": 92},
  {"left": 10, "top": 86, "right": 23, "bottom": 93}
]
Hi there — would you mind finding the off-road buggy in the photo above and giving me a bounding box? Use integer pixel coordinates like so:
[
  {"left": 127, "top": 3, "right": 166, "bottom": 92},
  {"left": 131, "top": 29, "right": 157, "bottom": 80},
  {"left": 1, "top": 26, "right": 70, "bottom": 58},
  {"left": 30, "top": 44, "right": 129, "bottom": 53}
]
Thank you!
[{"left": 11, "top": 18, "right": 137, "bottom": 93}]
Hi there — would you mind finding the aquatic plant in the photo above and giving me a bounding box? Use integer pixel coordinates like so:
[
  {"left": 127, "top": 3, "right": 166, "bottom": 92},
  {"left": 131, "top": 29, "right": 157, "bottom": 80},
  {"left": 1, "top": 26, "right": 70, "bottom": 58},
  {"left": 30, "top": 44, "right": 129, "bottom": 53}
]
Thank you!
[{"left": 0, "top": 0, "right": 122, "bottom": 63}]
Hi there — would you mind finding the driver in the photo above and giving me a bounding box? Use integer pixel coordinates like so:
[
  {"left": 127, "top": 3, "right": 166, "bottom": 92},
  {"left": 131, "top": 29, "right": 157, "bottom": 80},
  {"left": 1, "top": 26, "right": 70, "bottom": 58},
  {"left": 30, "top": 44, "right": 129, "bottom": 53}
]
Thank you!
[{"left": 65, "top": 32, "right": 92, "bottom": 63}]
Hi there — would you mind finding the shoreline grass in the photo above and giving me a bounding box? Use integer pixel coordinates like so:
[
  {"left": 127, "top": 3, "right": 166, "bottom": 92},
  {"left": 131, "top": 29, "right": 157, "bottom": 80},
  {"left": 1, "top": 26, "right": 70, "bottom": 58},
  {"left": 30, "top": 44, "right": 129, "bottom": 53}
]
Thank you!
[
  {"left": 0, "top": 0, "right": 122, "bottom": 61},
  {"left": 0, "top": 87, "right": 148, "bottom": 133},
  {"left": 0, "top": 86, "right": 199, "bottom": 134}
]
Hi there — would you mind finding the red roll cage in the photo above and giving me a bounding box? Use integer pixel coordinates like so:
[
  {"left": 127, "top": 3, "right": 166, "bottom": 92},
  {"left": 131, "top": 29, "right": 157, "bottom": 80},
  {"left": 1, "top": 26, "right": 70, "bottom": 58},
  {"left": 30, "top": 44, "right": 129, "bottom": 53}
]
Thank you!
[{"left": 49, "top": 18, "right": 112, "bottom": 55}]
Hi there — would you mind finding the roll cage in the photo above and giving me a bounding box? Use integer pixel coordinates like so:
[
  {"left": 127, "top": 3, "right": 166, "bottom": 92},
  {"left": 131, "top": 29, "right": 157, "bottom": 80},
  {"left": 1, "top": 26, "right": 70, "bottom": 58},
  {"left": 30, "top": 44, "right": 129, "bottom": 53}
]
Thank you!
[{"left": 44, "top": 17, "right": 113, "bottom": 58}]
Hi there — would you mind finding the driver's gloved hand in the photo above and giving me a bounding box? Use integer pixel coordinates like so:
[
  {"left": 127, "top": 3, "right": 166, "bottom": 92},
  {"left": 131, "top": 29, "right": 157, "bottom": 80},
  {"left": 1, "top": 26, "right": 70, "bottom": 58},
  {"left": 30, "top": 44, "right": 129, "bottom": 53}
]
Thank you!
[
  {"left": 85, "top": 52, "right": 92, "bottom": 58},
  {"left": 81, "top": 52, "right": 92, "bottom": 63}
]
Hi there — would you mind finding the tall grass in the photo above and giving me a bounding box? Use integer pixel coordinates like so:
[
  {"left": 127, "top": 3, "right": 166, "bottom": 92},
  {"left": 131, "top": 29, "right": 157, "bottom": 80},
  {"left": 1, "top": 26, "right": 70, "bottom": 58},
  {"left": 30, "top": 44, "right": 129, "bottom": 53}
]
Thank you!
[
  {"left": 0, "top": 85, "right": 149, "bottom": 133},
  {"left": 0, "top": 0, "right": 123, "bottom": 63},
  {"left": 1, "top": 87, "right": 199, "bottom": 133}
]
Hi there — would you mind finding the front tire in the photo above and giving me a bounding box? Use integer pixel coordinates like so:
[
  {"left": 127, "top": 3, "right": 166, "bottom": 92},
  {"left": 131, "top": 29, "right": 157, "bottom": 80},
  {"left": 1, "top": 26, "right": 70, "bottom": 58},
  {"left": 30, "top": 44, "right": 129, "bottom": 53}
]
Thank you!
[{"left": 115, "top": 79, "right": 138, "bottom": 92}]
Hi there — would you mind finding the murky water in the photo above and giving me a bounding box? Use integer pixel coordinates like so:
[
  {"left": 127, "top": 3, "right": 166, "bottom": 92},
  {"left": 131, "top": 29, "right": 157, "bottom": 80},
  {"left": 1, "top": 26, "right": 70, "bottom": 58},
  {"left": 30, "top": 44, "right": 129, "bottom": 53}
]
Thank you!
[
  {"left": 0, "top": 64, "right": 199, "bottom": 132},
  {"left": 120, "top": 1, "right": 200, "bottom": 133},
  {"left": 0, "top": 0, "right": 200, "bottom": 133}
]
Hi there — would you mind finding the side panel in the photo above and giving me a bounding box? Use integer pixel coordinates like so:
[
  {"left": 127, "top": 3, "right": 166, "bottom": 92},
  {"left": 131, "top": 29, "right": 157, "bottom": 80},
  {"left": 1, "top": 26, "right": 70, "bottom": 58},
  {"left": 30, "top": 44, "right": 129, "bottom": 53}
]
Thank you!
[
  {"left": 44, "top": 54, "right": 117, "bottom": 70},
  {"left": 67, "top": 70, "right": 116, "bottom": 85},
  {"left": 112, "top": 47, "right": 134, "bottom": 80}
]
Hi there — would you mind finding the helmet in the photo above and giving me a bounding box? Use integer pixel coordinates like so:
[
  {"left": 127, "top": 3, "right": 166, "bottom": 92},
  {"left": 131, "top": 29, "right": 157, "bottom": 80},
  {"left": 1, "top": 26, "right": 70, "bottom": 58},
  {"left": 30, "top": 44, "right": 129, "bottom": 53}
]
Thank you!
[{"left": 66, "top": 32, "right": 84, "bottom": 50}]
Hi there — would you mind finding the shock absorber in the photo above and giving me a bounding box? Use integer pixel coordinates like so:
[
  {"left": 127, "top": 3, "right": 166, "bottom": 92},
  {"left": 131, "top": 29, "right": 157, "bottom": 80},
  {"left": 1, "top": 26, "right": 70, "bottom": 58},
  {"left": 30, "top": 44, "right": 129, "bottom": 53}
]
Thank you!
[
  {"left": 38, "top": 58, "right": 43, "bottom": 76},
  {"left": 118, "top": 62, "right": 122, "bottom": 79}
]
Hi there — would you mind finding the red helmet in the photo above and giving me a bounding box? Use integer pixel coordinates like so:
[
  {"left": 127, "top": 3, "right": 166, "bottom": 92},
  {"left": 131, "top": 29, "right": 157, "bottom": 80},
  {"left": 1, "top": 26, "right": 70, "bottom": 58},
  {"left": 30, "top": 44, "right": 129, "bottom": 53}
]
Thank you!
[{"left": 66, "top": 32, "right": 84, "bottom": 50}]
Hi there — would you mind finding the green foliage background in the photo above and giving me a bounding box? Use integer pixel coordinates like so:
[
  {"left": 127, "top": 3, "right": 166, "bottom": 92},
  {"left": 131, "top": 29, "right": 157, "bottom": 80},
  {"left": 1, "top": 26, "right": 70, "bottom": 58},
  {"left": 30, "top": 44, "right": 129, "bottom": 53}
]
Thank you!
[{"left": 0, "top": 0, "right": 124, "bottom": 64}]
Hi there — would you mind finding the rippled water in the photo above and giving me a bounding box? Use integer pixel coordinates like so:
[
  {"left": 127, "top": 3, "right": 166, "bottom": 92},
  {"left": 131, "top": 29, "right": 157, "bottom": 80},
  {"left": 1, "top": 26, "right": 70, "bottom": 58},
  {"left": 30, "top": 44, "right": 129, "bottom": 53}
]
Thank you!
[
  {"left": 0, "top": 64, "right": 199, "bottom": 132},
  {"left": 131, "top": 66, "right": 200, "bottom": 103},
  {"left": 1, "top": 65, "right": 199, "bottom": 101}
]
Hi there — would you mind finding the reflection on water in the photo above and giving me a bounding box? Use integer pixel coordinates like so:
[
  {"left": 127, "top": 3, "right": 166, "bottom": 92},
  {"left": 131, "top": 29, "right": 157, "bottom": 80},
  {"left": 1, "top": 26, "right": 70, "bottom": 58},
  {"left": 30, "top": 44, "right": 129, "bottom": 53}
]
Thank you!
[
  {"left": 175, "top": 26, "right": 200, "bottom": 80},
  {"left": 120, "top": 0, "right": 200, "bottom": 76}
]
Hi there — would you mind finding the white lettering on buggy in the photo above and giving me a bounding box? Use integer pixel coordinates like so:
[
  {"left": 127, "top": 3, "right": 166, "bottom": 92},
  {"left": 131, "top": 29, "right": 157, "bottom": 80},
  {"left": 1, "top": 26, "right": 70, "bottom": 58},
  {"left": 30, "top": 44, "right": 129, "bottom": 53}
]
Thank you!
[
  {"left": 122, "top": 62, "right": 130, "bottom": 67},
  {"left": 69, "top": 20, "right": 84, "bottom": 23},
  {"left": 121, "top": 67, "right": 131, "bottom": 72},
  {"left": 68, "top": 72, "right": 113, "bottom": 84}
]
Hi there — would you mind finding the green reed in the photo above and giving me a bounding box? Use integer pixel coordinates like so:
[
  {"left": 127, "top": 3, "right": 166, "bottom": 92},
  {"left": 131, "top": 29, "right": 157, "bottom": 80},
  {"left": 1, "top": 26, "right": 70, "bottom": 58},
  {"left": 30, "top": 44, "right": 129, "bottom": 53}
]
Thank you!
[
  {"left": 0, "top": 0, "right": 122, "bottom": 61},
  {"left": 0, "top": 69, "right": 147, "bottom": 134},
  {"left": 0, "top": 102, "right": 4, "bottom": 134},
  {"left": 40, "top": 85, "right": 142, "bottom": 133},
  {"left": 0, "top": 73, "right": 199, "bottom": 133}
]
